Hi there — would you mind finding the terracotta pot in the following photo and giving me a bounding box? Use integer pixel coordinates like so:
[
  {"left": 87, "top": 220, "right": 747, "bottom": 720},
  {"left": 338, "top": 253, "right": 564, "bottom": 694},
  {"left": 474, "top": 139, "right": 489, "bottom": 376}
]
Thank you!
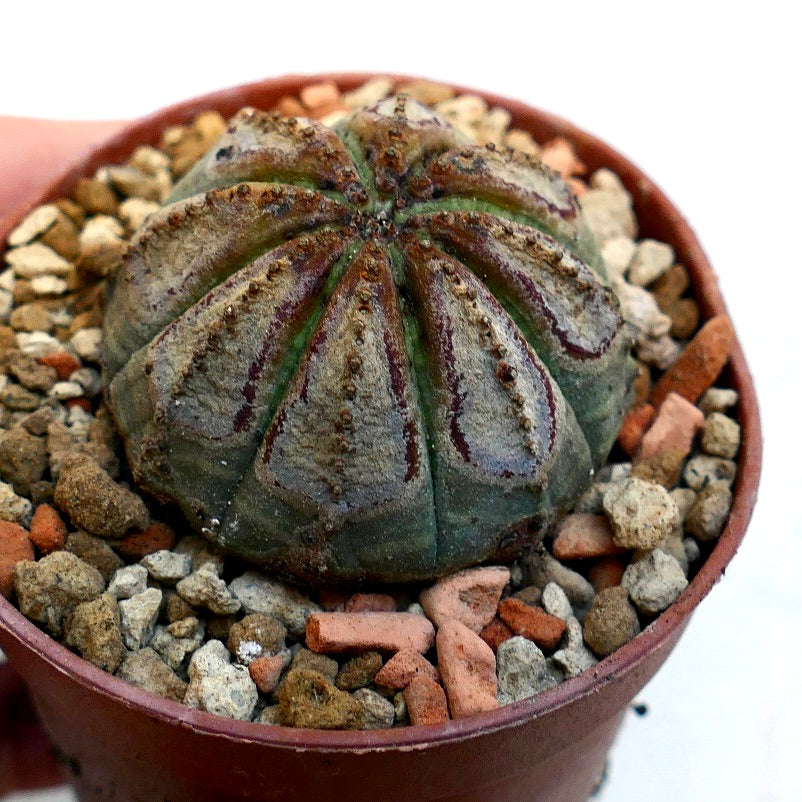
[{"left": 0, "top": 73, "right": 761, "bottom": 802}]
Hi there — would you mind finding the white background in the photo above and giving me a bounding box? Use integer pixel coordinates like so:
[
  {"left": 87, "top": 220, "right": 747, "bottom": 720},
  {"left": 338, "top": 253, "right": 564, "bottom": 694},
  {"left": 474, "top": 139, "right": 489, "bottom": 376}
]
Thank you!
[{"left": 2, "top": 1, "right": 800, "bottom": 799}]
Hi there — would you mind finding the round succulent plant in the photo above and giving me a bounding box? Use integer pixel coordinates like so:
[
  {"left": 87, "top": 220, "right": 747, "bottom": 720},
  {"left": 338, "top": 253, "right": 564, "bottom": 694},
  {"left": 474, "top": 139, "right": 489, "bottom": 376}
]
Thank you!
[{"left": 104, "top": 95, "right": 633, "bottom": 583}]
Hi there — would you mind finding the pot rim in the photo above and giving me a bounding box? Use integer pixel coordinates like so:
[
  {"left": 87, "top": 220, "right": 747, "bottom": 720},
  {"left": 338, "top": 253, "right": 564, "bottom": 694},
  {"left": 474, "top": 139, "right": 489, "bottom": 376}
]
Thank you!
[{"left": 0, "top": 71, "right": 762, "bottom": 753}]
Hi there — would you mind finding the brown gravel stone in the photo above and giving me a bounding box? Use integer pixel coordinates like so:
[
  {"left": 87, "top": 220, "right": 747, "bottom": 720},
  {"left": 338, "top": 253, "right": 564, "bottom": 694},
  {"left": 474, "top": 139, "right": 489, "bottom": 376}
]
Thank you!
[
  {"left": 116, "top": 647, "right": 188, "bottom": 703},
  {"left": 666, "top": 298, "right": 700, "bottom": 340},
  {"left": 497, "top": 598, "right": 566, "bottom": 652},
  {"left": 0, "top": 382, "right": 41, "bottom": 411},
  {"left": 630, "top": 448, "right": 685, "bottom": 489},
  {"left": 39, "top": 211, "right": 80, "bottom": 262},
  {"left": 55, "top": 452, "right": 149, "bottom": 538},
  {"left": 374, "top": 649, "right": 439, "bottom": 689},
  {"left": 650, "top": 315, "right": 735, "bottom": 407},
  {"left": 0, "top": 520, "right": 34, "bottom": 598},
  {"left": 64, "top": 592, "right": 125, "bottom": 672},
  {"left": 206, "top": 613, "right": 236, "bottom": 642},
  {"left": 165, "top": 591, "right": 195, "bottom": 623},
  {"left": 277, "top": 668, "right": 364, "bottom": 730},
  {"left": 73, "top": 178, "right": 118, "bottom": 216},
  {"left": 290, "top": 648, "right": 339, "bottom": 682},
  {"left": 14, "top": 550, "right": 105, "bottom": 636},
  {"left": 511, "top": 585, "right": 542, "bottom": 607},
  {"left": 64, "top": 530, "right": 123, "bottom": 581},
  {"left": 582, "top": 586, "right": 641, "bottom": 657},
  {"left": 685, "top": 480, "right": 732, "bottom": 541},
  {"left": 227, "top": 613, "right": 287, "bottom": 663},
  {"left": 396, "top": 79, "right": 455, "bottom": 104},
  {"left": 4, "top": 351, "right": 58, "bottom": 392},
  {"left": 0, "top": 426, "right": 48, "bottom": 495},
  {"left": 404, "top": 675, "right": 450, "bottom": 725},
  {"left": 651, "top": 263, "right": 689, "bottom": 307},
  {"left": 29, "top": 503, "right": 67, "bottom": 554},
  {"left": 335, "top": 651, "right": 383, "bottom": 690}
]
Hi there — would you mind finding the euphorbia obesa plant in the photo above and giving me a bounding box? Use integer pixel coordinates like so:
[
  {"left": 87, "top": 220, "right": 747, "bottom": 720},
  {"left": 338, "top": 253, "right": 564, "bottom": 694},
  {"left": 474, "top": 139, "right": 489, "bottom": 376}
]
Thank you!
[{"left": 103, "top": 95, "right": 633, "bottom": 583}]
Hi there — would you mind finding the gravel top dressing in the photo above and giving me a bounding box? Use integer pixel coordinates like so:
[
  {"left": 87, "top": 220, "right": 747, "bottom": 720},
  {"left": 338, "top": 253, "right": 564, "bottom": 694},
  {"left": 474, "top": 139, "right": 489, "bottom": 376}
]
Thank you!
[{"left": 0, "top": 77, "right": 739, "bottom": 730}]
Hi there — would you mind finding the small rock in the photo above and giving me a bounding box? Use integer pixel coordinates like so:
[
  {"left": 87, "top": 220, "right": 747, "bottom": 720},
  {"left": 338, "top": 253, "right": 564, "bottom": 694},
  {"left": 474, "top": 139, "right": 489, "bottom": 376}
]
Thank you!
[
  {"left": 683, "top": 455, "right": 737, "bottom": 491},
  {"left": 613, "top": 279, "right": 672, "bottom": 339},
  {"left": 140, "top": 549, "right": 192, "bottom": 584},
  {"left": 28, "top": 503, "right": 67, "bottom": 554},
  {"left": 15, "top": 331, "right": 62, "bottom": 359},
  {"left": 116, "top": 648, "right": 188, "bottom": 703},
  {"left": 306, "top": 612, "right": 435, "bottom": 654},
  {"left": 70, "top": 328, "right": 103, "bottom": 362},
  {"left": 7, "top": 205, "right": 61, "bottom": 247},
  {"left": 73, "top": 178, "right": 118, "bottom": 216},
  {"left": 582, "top": 586, "right": 641, "bottom": 657},
  {"left": 622, "top": 550, "right": 688, "bottom": 615},
  {"left": 176, "top": 564, "right": 241, "bottom": 615},
  {"left": 588, "top": 557, "right": 627, "bottom": 592},
  {"left": 119, "top": 587, "right": 162, "bottom": 650},
  {"left": 522, "top": 547, "right": 595, "bottom": 610},
  {"left": 165, "top": 591, "right": 195, "bottom": 623},
  {"left": 77, "top": 216, "right": 125, "bottom": 278},
  {"left": 671, "top": 487, "right": 697, "bottom": 522},
  {"left": 479, "top": 617, "right": 515, "bottom": 651},
  {"left": 5, "top": 242, "right": 73, "bottom": 279},
  {"left": 344, "top": 592, "right": 397, "bottom": 613},
  {"left": 290, "top": 648, "right": 339, "bottom": 682},
  {"left": 64, "top": 530, "right": 123, "bottom": 581},
  {"left": 227, "top": 613, "right": 287, "bottom": 664},
  {"left": 684, "top": 537, "right": 702, "bottom": 564},
  {"left": 335, "top": 651, "right": 383, "bottom": 690},
  {"left": 539, "top": 137, "right": 586, "bottom": 179},
  {"left": 117, "top": 198, "right": 160, "bottom": 233},
  {"left": 255, "top": 705, "right": 281, "bottom": 725},
  {"left": 150, "top": 621, "right": 205, "bottom": 672},
  {"left": 698, "top": 387, "right": 738, "bottom": 416},
  {"left": 603, "top": 478, "right": 680, "bottom": 550},
  {"left": 55, "top": 452, "right": 149, "bottom": 538},
  {"left": 184, "top": 640, "right": 258, "bottom": 721},
  {"left": 403, "top": 675, "right": 450, "bottom": 725},
  {"left": 617, "top": 402, "right": 656, "bottom": 456},
  {"left": 419, "top": 565, "right": 510, "bottom": 632},
  {"left": 64, "top": 592, "right": 125, "bottom": 672},
  {"left": 627, "top": 239, "right": 674, "bottom": 286},
  {"left": 342, "top": 77, "right": 393, "bottom": 108},
  {"left": 580, "top": 185, "right": 637, "bottom": 244},
  {"left": 600, "top": 236, "right": 636, "bottom": 279},
  {"left": 630, "top": 448, "right": 685, "bottom": 489},
  {"left": 106, "top": 166, "right": 171, "bottom": 203},
  {"left": 229, "top": 571, "right": 319, "bottom": 638},
  {"left": 38, "top": 351, "right": 80, "bottom": 380},
  {"left": 117, "top": 522, "right": 176, "bottom": 559},
  {"left": 31, "top": 276, "right": 68, "bottom": 297},
  {"left": 436, "top": 619, "right": 498, "bottom": 718},
  {"left": 496, "top": 636, "right": 558, "bottom": 704},
  {"left": 684, "top": 480, "right": 732, "bottom": 541},
  {"left": 248, "top": 654, "right": 287, "bottom": 694},
  {"left": 353, "top": 687, "right": 396, "bottom": 730},
  {"left": 10, "top": 303, "right": 53, "bottom": 334},
  {"left": 497, "top": 598, "right": 566, "bottom": 651},
  {"left": 398, "top": 79, "right": 455, "bottom": 105},
  {"left": 0, "top": 520, "right": 34, "bottom": 598},
  {"left": 167, "top": 616, "right": 201, "bottom": 639},
  {"left": 636, "top": 393, "right": 704, "bottom": 462},
  {"left": 0, "top": 427, "right": 48, "bottom": 495},
  {"left": 552, "top": 513, "right": 627, "bottom": 560},
  {"left": 173, "top": 534, "right": 225, "bottom": 574},
  {"left": 0, "top": 481, "right": 33, "bottom": 526},
  {"left": 13, "top": 550, "right": 105, "bottom": 635},
  {"left": 107, "top": 564, "right": 149, "bottom": 599},
  {"left": 666, "top": 298, "right": 701, "bottom": 340},
  {"left": 552, "top": 617, "right": 598, "bottom": 678},
  {"left": 637, "top": 334, "right": 682, "bottom": 371},
  {"left": 650, "top": 315, "right": 735, "bottom": 407},
  {"left": 541, "top": 582, "right": 573, "bottom": 621},
  {"left": 701, "top": 412, "right": 740, "bottom": 459},
  {"left": 277, "top": 668, "right": 363, "bottom": 730},
  {"left": 374, "top": 649, "right": 439, "bottom": 690}
]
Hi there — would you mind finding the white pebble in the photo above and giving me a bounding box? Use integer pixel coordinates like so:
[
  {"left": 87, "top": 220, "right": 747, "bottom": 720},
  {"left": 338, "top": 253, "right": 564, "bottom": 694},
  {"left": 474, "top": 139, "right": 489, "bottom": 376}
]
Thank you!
[
  {"left": 70, "top": 328, "right": 103, "bottom": 362},
  {"left": 613, "top": 278, "right": 672, "bottom": 338},
  {"left": 107, "top": 565, "right": 149, "bottom": 599},
  {"left": 600, "top": 235, "right": 636, "bottom": 280},
  {"left": 496, "top": 636, "right": 557, "bottom": 704},
  {"left": 47, "top": 381, "right": 84, "bottom": 401},
  {"left": 7, "top": 204, "right": 60, "bottom": 246},
  {"left": 627, "top": 239, "right": 674, "bottom": 287},
  {"left": 5, "top": 242, "right": 73, "bottom": 278},
  {"left": 15, "top": 331, "right": 62, "bottom": 358},
  {"left": 69, "top": 367, "right": 103, "bottom": 397},
  {"left": 141, "top": 550, "right": 192, "bottom": 584},
  {"left": 541, "top": 582, "right": 573, "bottom": 621},
  {"left": 622, "top": 550, "right": 688, "bottom": 615},
  {"left": 30, "top": 275, "right": 68, "bottom": 296},
  {"left": 551, "top": 617, "right": 597, "bottom": 678},
  {"left": 119, "top": 588, "right": 163, "bottom": 650},
  {"left": 184, "top": 640, "right": 257, "bottom": 721}
]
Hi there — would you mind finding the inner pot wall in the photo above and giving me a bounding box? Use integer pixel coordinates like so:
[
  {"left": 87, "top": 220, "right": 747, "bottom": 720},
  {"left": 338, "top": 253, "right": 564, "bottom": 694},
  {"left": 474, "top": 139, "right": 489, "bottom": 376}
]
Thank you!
[{"left": 0, "top": 73, "right": 761, "bottom": 802}]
